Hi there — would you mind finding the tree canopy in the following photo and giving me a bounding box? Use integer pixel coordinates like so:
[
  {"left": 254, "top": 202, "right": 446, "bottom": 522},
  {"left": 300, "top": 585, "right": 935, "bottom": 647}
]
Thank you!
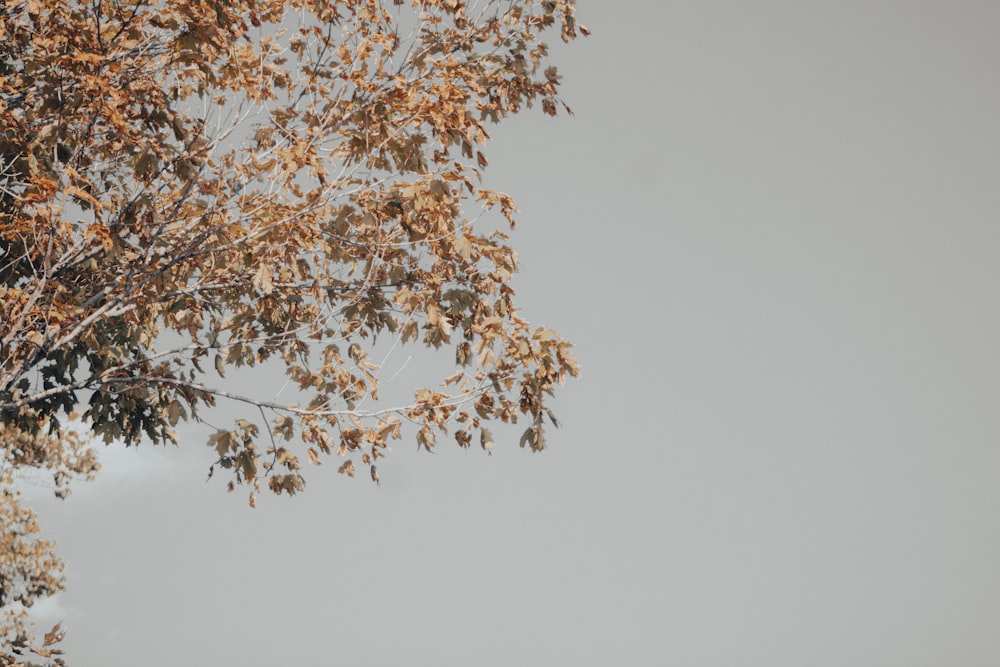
[{"left": 0, "top": 0, "right": 582, "bottom": 661}]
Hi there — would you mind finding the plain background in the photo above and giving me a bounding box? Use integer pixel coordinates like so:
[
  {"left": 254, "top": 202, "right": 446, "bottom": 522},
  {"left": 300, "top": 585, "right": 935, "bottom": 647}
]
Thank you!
[{"left": 21, "top": 1, "right": 1000, "bottom": 665}]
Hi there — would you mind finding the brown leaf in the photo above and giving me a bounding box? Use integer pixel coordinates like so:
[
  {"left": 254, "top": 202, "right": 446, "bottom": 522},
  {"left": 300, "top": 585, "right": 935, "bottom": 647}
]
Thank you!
[
  {"left": 307, "top": 447, "right": 322, "bottom": 466},
  {"left": 480, "top": 428, "right": 494, "bottom": 455}
]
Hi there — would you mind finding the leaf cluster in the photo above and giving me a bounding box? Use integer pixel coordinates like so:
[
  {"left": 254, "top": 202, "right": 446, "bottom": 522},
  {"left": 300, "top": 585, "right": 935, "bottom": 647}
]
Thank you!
[{"left": 0, "top": 0, "right": 583, "bottom": 659}]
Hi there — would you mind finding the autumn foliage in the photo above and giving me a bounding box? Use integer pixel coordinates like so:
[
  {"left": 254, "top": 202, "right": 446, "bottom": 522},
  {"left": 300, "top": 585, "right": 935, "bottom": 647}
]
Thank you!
[{"left": 0, "top": 0, "right": 581, "bottom": 660}]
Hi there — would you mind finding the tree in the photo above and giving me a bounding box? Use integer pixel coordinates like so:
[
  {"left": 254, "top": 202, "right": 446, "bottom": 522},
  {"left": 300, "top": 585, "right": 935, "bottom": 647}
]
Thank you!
[{"left": 0, "top": 0, "right": 582, "bottom": 660}]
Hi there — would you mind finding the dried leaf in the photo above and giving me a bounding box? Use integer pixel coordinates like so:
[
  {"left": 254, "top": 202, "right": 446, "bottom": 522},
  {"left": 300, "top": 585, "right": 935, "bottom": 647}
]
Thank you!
[
  {"left": 0, "top": 0, "right": 583, "bottom": 650},
  {"left": 480, "top": 428, "right": 494, "bottom": 455}
]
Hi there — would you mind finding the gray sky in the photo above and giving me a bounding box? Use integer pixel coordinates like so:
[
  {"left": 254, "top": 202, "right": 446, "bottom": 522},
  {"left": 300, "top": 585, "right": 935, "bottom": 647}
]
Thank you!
[{"left": 22, "top": 1, "right": 1000, "bottom": 664}]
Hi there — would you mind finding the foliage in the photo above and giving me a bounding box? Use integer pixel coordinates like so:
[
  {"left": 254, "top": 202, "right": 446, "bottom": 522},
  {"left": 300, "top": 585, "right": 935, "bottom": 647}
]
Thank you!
[{"left": 0, "top": 0, "right": 581, "bottom": 660}]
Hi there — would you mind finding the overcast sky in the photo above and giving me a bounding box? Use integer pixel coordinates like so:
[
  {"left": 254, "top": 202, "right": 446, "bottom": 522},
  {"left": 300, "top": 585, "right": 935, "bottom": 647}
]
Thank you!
[{"left": 22, "top": 1, "right": 1000, "bottom": 665}]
